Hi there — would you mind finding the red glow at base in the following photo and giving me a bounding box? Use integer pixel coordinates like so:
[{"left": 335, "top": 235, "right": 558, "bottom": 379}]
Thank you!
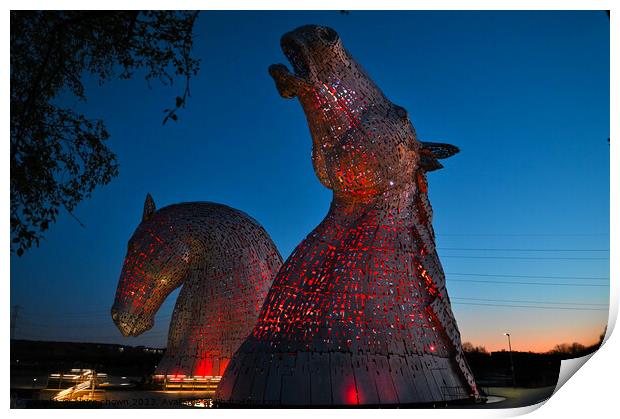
[
  {"left": 194, "top": 358, "right": 214, "bottom": 377},
  {"left": 345, "top": 384, "right": 358, "bottom": 405}
]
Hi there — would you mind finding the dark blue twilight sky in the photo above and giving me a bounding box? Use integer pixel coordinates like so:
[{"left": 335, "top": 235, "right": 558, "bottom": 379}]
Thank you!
[{"left": 10, "top": 11, "right": 609, "bottom": 352}]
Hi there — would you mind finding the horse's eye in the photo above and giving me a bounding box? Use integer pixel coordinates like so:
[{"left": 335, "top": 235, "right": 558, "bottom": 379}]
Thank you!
[{"left": 319, "top": 27, "right": 339, "bottom": 44}]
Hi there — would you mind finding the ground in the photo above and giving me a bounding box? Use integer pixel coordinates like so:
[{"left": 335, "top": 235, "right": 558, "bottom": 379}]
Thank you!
[{"left": 14, "top": 386, "right": 557, "bottom": 408}]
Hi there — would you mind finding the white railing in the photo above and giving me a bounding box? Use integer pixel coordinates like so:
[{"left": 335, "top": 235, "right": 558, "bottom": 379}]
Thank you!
[{"left": 52, "top": 370, "right": 95, "bottom": 401}]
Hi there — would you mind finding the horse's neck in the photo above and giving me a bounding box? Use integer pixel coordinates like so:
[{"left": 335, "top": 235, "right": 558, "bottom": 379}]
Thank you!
[{"left": 319, "top": 183, "right": 435, "bottom": 247}]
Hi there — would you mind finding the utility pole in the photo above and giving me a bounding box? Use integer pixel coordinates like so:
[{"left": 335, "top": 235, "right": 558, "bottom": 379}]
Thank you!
[
  {"left": 10, "top": 305, "right": 20, "bottom": 340},
  {"left": 504, "top": 332, "right": 516, "bottom": 387}
]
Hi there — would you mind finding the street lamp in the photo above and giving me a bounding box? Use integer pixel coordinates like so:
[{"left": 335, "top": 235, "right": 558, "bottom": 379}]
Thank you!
[{"left": 504, "top": 333, "right": 516, "bottom": 387}]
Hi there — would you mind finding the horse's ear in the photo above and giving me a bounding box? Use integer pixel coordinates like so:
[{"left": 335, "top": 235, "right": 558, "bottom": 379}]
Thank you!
[
  {"left": 420, "top": 155, "right": 444, "bottom": 172},
  {"left": 142, "top": 193, "right": 156, "bottom": 221},
  {"left": 419, "top": 141, "right": 459, "bottom": 172}
]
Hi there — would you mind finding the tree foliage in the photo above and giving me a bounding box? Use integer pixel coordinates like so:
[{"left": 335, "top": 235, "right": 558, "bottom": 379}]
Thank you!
[
  {"left": 550, "top": 342, "right": 587, "bottom": 356},
  {"left": 462, "top": 342, "right": 489, "bottom": 355},
  {"left": 11, "top": 11, "right": 200, "bottom": 255}
]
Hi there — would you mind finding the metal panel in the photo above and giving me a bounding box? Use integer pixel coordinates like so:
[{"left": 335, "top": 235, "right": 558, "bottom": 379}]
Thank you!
[
  {"left": 352, "top": 353, "right": 379, "bottom": 405},
  {"left": 309, "top": 352, "right": 332, "bottom": 405},
  {"left": 248, "top": 353, "right": 270, "bottom": 404},
  {"left": 373, "top": 355, "right": 399, "bottom": 404},
  {"left": 330, "top": 352, "right": 358, "bottom": 405},
  {"left": 388, "top": 355, "right": 417, "bottom": 404},
  {"left": 281, "top": 352, "right": 311, "bottom": 405},
  {"left": 405, "top": 355, "right": 433, "bottom": 402}
]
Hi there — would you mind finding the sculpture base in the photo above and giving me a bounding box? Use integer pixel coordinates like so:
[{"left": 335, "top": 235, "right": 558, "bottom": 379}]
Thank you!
[
  {"left": 216, "top": 348, "right": 474, "bottom": 406},
  {"left": 214, "top": 397, "right": 480, "bottom": 408}
]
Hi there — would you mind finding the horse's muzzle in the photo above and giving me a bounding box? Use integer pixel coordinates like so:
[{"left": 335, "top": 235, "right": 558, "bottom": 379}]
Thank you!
[{"left": 111, "top": 306, "right": 154, "bottom": 337}]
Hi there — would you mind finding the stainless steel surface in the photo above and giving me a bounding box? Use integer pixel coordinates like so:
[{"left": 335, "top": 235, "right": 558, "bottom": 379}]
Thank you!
[{"left": 217, "top": 25, "right": 478, "bottom": 406}]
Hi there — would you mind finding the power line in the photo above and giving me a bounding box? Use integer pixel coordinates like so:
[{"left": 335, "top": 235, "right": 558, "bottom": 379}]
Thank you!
[
  {"left": 18, "top": 296, "right": 609, "bottom": 328},
  {"left": 438, "top": 233, "right": 608, "bottom": 237},
  {"left": 446, "top": 272, "right": 609, "bottom": 281},
  {"left": 452, "top": 297, "right": 608, "bottom": 306},
  {"left": 452, "top": 302, "right": 608, "bottom": 311},
  {"left": 19, "top": 322, "right": 159, "bottom": 329},
  {"left": 21, "top": 312, "right": 174, "bottom": 320},
  {"left": 448, "top": 279, "right": 608, "bottom": 287},
  {"left": 438, "top": 247, "right": 609, "bottom": 252},
  {"left": 442, "top": 255, "right": 608, "bottom": 260},
  {"left": 21, "top": 313, "right": 115, "bottom": 319},
  {"left": 20, "top": 309, "right": 176, "bottom": 318},
  {"left": 20, "top": 310, "right": 173, "bottom": 319},
  {"left": 17, "top": 302, "right": 181, "bottom": 315},
  {"left": 20, "top": 317, "right": 173, "bottom": 328},
  {"left": 16, "top": 334, "right": 169, "bottom": 341}
]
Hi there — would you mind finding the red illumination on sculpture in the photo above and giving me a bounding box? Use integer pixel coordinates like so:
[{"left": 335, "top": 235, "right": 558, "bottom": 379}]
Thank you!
[
  {"left": 111, "top": 194, "right": 282, "bottom": 378},
  {"left": 216, "top": 25, "right": 479, "bottom": 406}
]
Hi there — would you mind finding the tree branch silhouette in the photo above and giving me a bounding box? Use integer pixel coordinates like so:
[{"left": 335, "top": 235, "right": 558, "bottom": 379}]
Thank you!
[{"left": 11, "top": 11, "right": 201, "bottom": 255}]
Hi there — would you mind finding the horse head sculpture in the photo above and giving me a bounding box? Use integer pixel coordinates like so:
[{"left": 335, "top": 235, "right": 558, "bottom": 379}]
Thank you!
[
  {"left": 269, "top": 25, "right": 458, "bottom": 199},
  {"left": 112, "top": 195, "right": 282, "bottom": 377},
  {"left": 111, "top": 194, "right": 190, "bottom": 337},
  {"left": 217, "top": 25, "right": 478, "bottom": 406}
]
